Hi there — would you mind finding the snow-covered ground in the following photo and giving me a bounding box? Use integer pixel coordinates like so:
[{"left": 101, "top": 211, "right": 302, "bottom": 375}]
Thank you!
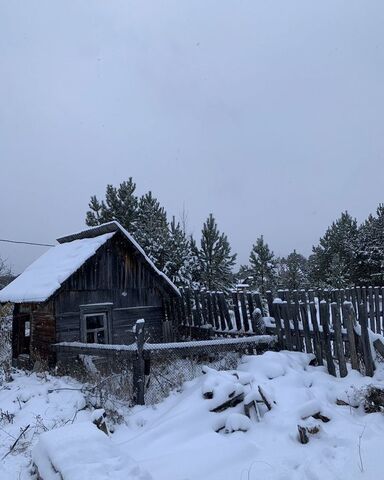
[{"left": 1, "top": 352, "right": 384, "bottom": 480}]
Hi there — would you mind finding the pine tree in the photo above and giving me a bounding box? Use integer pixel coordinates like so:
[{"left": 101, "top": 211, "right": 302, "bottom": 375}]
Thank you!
[
  {"left": 134, "top": 192, "right": 170, "bottom": 272},
  {"left": 277, "top": 250, "right": 309, "bottom": 290},
  {"left": 85, "top": 178, "right": 139, "bottom": 232},
  {"left": 192, "top": 214, "right": 236, "bottom": 291},
  {"left": 166, "top": 217, "right": 194, "bottom": 287},
  {"left": 309, "top": 211, "right": 358, "bottom": 287},
  {"left": 249, "top": 236, "right": 277, "bottom": 293}
]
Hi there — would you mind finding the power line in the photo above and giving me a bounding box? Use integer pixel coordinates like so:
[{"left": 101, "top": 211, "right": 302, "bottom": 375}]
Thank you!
[{"left": 0, "top": 238, "right": 54, "bottom": 247}]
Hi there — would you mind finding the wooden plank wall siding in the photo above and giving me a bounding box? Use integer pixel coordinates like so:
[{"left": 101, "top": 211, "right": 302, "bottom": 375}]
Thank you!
[
  {"left": 53, "top": 232, "right": 178, "bottom": 345},
  {"left": 175, "top": 287, "right": 384, "bottom": 377}
]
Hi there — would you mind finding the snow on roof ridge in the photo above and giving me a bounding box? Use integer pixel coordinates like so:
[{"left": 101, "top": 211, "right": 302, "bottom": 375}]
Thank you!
[{"left": 57, "top": 220, "right": 179, "bottom": 296}]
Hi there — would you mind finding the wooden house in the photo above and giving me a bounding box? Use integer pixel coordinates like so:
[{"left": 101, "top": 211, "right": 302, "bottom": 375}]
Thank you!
[{"left": 0, "top": 222, "right": 180, "bottom": 366}]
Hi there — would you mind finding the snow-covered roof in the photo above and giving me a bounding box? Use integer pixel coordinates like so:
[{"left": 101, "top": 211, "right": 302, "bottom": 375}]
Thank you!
[
  {"left": 0, "top": 221, "right": 179, "bottom": 304},
  {"left": 0, "top": 233, "right": 114, "bottom": 303},
  {"left": 57, "top": 221, "right": 179, "bottom": 296}
]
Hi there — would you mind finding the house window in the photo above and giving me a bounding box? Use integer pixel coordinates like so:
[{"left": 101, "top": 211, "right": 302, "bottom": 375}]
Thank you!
[{"left": 83, "top": 313, "right": 108, "bottom": 344}]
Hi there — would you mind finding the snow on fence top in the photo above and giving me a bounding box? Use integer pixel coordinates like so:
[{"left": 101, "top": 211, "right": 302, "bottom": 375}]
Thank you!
[{"left": 0, "top": 233, "right": 114, "bottom": 303}]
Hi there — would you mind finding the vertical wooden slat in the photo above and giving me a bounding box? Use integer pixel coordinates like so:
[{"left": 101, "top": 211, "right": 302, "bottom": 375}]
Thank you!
[
  {"left": 220, "top": 293, "right": 233, "bottom": 330},
  {"left": 211, "top": 293, "right": 220, "bottom": 330},
  {"left": 358, "top": 303, "right": 375, "bottom": 377},
  {"left": 217, "top": 293, "right": 228, "bottom": 331},
  {"left": 206, "top": 293, "right": 214, "bottom": 327},
  {"left": 309, "top": 301, "right": 323, "bottom": 365},
  {"left": 184, "top": 289, "right": 192, "bottom": 326},
  {"left": 272, "top": 301, "right": 285, "bottom": 348},
  {"left": 266, "top": 290, "right": 274, "bottom": 318},
  {"left": 351, "top": 287, "right": 358, "bottom": 314},
  {"left": 368, "top": 286, "right": 375, "bottom": 332},
  {"left": 374, "top": 286, "right": 381, "bottom": 334},
  {"left": 291, "top": 291, "right": 302, "bottom": 351},
  {"left": 281, "top": 302, "right": 293, "bottom": 351},
  {"left": 319, "top": 301, "right": 336, "bottom": 377},
  {"left": 231, "top": 292, "right": 242, "bottom": 331},
  {"left": 331, "top": 302, "right": 347, "bottom": 377},
  {"left": 300, "top": 301, "right": 313, "bottom": 354},
  {"left": 254, "top": 292, "right": 263, "bottom": 314},
  {"left": 246, "top": 292, "right": 255, "bottom": 323},
  {"left": 200, "top": 292, "right": 208, "bottom": 325},
  {"left": 239, "top": 292, "right": 250, "bottom": 332},
  {"left": 342, "top": 302, "right": 359, "bottom": 371},
  {"left": 193, "top": 291, "right": 202, "bottom": 326}
]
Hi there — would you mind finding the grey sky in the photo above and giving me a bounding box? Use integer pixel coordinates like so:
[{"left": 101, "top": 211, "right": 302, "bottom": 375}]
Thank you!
[{"left": 1, "top": 0, "right": 383, "bottom": 274}]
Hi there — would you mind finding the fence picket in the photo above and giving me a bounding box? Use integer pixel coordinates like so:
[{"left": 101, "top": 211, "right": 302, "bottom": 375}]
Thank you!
[
  {"left": 319, "top": 301, "right": 336, "bottom": 376},
  {"left": 331, "top": 302, "right": 347, "bottom": 377}
]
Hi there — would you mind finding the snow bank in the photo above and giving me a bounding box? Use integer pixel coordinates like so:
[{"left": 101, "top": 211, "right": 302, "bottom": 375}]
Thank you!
[
  {"left": 0, "top": 233, "right": 114, "bottom": 303},
  {"left": 33, "top": 423, "right": 151, "bottom": 480}
]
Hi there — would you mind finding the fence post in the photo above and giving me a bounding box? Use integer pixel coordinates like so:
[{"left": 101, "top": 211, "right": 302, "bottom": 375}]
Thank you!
[{"left": 133, "top": 319, "right": 146, "bottom": 405}]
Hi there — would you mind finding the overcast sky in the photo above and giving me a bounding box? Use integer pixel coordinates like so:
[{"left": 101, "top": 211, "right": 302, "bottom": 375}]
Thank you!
[{"left": 1, "top": 0, "right": 383, "bottom": 274}]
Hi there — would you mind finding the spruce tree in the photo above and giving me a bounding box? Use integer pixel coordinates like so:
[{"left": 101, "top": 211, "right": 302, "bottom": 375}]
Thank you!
[
  {"left": 85, "top": 178, "right": 138, "bottom": 232},
  {"left": 192, "top": 214, "right": 236, "bottom": 291},
  {"left": 249, "top": 236, "right": 277, "bottom": 293},
  {"left": 134, "top": 191, "right": 170, "bottom": 272}
]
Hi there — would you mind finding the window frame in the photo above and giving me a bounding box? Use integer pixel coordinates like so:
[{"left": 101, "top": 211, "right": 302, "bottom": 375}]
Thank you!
[{"left": 80, "top": 303, "right": 113, "bottom": 345}]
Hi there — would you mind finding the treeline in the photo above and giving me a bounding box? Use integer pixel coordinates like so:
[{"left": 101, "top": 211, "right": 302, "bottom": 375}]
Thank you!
[{"left": 85, "top": 179, "right": 384, "bottom": 292}]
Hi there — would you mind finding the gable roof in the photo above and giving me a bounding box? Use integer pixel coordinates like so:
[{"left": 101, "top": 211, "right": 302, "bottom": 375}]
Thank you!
[{"left": 0, "top": 221, "right": 179, "bottom": 304}]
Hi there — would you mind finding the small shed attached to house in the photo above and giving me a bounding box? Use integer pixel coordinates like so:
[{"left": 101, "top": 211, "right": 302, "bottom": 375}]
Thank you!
[{"left": 0, "top": 221, "right": 180, "bottom": 366}]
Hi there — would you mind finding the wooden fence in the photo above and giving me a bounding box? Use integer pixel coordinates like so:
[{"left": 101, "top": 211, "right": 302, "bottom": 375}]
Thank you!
[
  {"left": 172, "top": 286, "right": 384, "bottom": 378},
  {"left": 172, "top": 286, "right": 384, "bottom": 335}
]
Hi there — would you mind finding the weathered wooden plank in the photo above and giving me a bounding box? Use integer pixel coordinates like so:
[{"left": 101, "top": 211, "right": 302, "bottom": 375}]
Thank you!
[
  {"left": 309, "top": 301, "right": 323, "bottom": 365},
  {"left": 220, "top": 292, "right": 233, "bottom": 330},
  {"left": 281, "top": 302, "right": 293, "bottom": 351},
  {"left": 319, "top": 301, "right": 336, "bottom": 377},
  {"left": 291, "top": 291, "right": 303, "bottom": 351},
  {"left": 206, "top": 293, "right": 214, "bottom": 327},
  {"left": 299, "top": 301, "right": 313, "bottom": 354},
  {"left": 271, "top": 301, "right": 285, "bottom": 348},
  {"left": 217, "top": 293, "right": 228, "bottom": 331},
  {"left": 331, "top": 303, "right": 347, "bottom": 377},
  {"left": 266, "top": 291, "right": 274, "bottom": 318},
  {"left": 342, "top": 302, "right": 359, "bottom": 371},
  {"left": 200, "top": 292, "right": 208, "bottom": 325},
  {"left": 239, "top": 292, "right": 250, "bottom": 332},
  {"left": 231, "top": 292, "right": 242, "bottom": 331},
  {"left": 246, "top": 292, "right": 255, "bottom": 324},
  {"left": 374, "top": 286, "right": 381, "bottom": 334},
  {"left": 211, "top": 293, "right": 220, "bottom": 330},
  {"left": 193, "top": 290, "right": 202, "bottom": 326},
  {"left": 358, "top": 302, "right": 375, "bottom": 377},
  {"left": 368, "top": 286, "right": 375, "bottom": 332}
]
